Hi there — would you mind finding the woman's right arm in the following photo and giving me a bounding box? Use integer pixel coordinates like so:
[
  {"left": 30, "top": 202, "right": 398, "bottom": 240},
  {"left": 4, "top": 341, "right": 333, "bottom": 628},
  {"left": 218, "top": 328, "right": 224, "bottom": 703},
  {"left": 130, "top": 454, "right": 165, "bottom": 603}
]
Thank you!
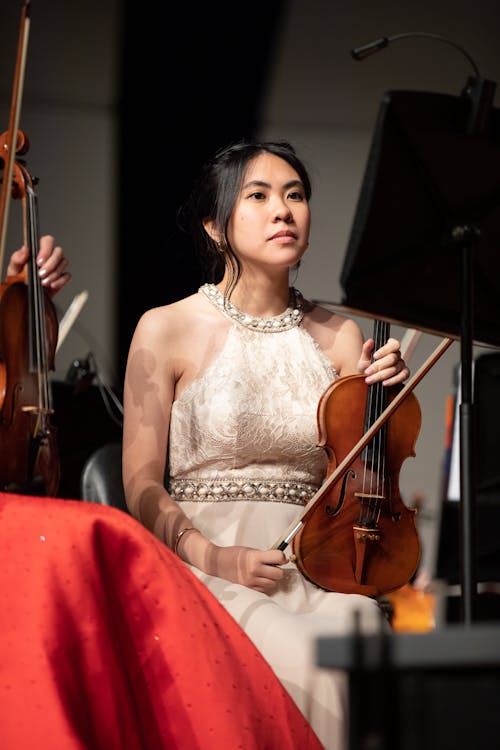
[
  {"left": 122, "top": 306, "right": 287, "bottom": 592},
  {"left": 122, "top": 307, "right": 197, "bottom": 549}
]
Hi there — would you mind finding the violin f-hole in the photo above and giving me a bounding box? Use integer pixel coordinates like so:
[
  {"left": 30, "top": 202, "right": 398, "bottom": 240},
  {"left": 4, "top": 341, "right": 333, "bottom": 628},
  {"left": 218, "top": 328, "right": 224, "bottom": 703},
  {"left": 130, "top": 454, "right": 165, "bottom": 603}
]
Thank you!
[{"left": 325, "top": 469, "right": 356, "bottom": 517}]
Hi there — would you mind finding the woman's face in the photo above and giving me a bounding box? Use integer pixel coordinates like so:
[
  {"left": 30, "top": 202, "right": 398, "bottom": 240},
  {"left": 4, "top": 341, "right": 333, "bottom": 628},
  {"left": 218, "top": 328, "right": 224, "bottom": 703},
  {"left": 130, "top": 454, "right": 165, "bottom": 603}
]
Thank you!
[{"left": 226, "top": 152, "right": 311, "bottom": 271}]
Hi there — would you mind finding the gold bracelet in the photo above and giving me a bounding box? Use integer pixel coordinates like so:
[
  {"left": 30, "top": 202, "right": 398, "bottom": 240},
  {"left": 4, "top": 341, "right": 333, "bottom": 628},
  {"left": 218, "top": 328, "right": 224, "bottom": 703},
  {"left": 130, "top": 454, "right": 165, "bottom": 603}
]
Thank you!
[{"left": 173, "top": 526, "right": 199, "bottom": 556}]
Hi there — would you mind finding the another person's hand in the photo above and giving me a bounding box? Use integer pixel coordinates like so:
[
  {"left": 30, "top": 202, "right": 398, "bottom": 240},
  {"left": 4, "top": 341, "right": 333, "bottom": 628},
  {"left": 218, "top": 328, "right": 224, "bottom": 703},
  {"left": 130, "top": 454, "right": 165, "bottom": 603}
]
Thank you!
[
  {"left": 358, "top": 337, "right": 409, "bottom": 386},
  {"left": 6, "top": 235, "right": 71, "bottom": 294}
]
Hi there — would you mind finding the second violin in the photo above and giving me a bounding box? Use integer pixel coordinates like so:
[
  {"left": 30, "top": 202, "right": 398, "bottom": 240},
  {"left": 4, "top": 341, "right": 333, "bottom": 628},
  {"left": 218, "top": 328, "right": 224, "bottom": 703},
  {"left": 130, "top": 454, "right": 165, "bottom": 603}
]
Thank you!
[{"left": 0, "top": 1, "right": 60, "bottom": 496}]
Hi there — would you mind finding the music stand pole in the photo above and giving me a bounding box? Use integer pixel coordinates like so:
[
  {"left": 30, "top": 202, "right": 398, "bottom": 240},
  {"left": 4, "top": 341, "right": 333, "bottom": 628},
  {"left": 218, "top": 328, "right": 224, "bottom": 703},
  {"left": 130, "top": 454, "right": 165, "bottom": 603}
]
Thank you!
[
  {"left": 454, "top": 74, "right": 496, "bottom": 623},
  {"left": 455, "top": 226, "right": 479, "bottom": 623}
]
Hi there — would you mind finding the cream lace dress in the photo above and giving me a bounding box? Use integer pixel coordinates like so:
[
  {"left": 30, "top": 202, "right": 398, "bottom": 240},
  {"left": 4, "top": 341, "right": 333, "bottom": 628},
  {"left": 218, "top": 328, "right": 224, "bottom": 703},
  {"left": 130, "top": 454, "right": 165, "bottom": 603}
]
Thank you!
[{"left": 168, "top": 284, "right": 383, "bottom": 750}]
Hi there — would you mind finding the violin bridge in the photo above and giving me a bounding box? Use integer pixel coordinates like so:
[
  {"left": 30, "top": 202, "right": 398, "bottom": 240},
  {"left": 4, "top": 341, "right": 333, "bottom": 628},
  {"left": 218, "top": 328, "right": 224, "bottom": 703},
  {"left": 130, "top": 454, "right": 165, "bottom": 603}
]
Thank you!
[{"left": 354, "top": 492, "right": 385, "bottom": 501}]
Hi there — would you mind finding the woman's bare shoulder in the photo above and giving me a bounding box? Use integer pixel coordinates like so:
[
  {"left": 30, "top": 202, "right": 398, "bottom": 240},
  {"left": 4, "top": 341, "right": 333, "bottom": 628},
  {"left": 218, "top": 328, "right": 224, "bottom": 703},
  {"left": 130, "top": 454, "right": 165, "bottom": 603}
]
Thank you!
[
  {"left": 134, "top": 291, "right": 210, "bottom": 337},
  {"left": 132, "top": 289, "right": 229, "bottom": 363},
  {"left": 303, "top": 300, "right": 361, "bottom": 337},
  {"left": 301, "top": 299, "right": 364, "bottom": 371}
]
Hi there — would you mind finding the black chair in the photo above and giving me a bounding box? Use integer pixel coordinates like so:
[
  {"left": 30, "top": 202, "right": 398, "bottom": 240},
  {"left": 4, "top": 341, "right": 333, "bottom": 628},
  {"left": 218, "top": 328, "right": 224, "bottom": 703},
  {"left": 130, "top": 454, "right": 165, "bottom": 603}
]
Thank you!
[{"left": 80, "top": 442, "right": 128, "bottom": 513}]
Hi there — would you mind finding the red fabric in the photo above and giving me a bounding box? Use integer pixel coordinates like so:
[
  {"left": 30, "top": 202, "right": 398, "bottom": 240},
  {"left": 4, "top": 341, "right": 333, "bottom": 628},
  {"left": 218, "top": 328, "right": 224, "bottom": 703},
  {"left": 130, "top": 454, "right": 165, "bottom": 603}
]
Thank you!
[{"left": 0, "top": 493, "right": 323, "bottom": 749}]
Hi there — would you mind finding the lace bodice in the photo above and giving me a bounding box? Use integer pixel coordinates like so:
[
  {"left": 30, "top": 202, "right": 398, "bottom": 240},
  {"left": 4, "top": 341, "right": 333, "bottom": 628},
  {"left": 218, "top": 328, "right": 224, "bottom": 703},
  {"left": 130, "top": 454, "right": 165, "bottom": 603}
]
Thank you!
[
  {"left": 168, "top": 286, "right": 337, "bottom": 504},
  {"left": 164, "top": 287, "right": 379, "bottom": 750}
]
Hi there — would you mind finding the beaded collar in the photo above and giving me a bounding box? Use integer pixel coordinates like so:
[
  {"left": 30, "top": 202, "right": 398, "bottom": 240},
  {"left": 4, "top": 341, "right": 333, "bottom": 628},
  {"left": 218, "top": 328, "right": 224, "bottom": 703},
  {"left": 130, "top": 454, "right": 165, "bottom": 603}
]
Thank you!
[{"left": 200, "top": 283, "right": 305, "bottom": 332}]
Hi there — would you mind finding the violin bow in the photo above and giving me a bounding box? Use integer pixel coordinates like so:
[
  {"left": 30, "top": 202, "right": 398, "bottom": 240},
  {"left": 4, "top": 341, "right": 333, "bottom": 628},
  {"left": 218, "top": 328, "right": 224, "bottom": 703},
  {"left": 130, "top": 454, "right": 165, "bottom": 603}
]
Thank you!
[
  {"left": 271, "top": 335, "right": 454, "bottom": 551},
  {"left": 0, "top": 1, "right": 31, "bottom": 274}
]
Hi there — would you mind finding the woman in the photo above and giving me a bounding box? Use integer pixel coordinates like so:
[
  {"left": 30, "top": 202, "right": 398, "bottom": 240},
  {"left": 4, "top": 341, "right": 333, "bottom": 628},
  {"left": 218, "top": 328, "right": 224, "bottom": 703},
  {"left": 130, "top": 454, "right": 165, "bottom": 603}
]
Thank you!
[
  {"left": 2, "top": 232, "right": 319, "bottom": 749},
  {"left": 122, "top": 141, "right": 409, "bottom": 749}
]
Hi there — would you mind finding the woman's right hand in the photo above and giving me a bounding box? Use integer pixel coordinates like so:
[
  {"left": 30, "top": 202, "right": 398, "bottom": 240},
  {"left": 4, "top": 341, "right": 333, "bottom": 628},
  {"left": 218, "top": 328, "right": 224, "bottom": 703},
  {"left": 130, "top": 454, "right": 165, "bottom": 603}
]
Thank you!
[{"left": 207, "top": 545, "right": 288, "bottom": 594}]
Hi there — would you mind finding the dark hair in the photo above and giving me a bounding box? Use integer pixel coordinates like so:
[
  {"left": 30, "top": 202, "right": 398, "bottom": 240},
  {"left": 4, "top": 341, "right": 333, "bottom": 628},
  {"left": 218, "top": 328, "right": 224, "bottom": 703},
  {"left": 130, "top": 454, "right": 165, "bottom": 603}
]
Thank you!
[{"left": 178, "top": 140, "right": 312, "bottom": 290}]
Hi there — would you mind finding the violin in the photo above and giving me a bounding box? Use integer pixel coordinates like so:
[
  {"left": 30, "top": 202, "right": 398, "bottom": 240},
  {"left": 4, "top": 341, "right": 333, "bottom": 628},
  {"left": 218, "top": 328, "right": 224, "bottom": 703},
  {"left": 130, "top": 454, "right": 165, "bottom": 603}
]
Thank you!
[
  {"left": 271, "top": 328, "right": 454, "bottom": 597},
  {"left": 0, "top": 1, "right": 60, "bottom": 496},
  {"left": 291, "top": 319, "right": 421, "bottom": 596}
]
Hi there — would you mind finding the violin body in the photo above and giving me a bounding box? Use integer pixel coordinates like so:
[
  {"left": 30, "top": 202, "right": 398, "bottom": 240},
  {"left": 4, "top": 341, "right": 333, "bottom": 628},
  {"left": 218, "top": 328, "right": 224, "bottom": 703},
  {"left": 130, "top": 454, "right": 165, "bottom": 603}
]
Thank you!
[
  {"left": 292, "top": 373, "right": 421, "bottom": 597},
  {"left": 0, "top": 276, "right": 60, "bottom": 496}
]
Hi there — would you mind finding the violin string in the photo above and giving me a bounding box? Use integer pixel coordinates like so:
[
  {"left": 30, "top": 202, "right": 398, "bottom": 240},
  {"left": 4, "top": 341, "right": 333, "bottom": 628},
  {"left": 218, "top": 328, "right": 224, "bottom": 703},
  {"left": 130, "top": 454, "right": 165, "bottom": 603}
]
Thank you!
[
  {"left": 27, "top": 188, "right": 42, "bottom": 422},
  {"left": 377, "top": 321, "right": 389, "bottom": 525},
  {"left": 362, "top": 373, "right": 372, "bottom": 525},
  {"left": 366, "top": 320, "right": 389, "bottom": 526},
  {"left": 371, "top": 379, "right": 384, "bottom": 525},
  {"left": 27, "top": 184, "right": 48, "bottom": 427},
  {"left": 22, "top": 192, "right": 39, "bottom": 437}
]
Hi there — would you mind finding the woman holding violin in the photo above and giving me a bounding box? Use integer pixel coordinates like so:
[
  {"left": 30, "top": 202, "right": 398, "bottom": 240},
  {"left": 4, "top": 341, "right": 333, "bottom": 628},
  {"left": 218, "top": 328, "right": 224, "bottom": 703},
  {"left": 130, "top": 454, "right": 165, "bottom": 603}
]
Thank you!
[
  {"left": 2, "top": 233, "right": 323, "bottom": 749},
  {"left": 122, "top": 141, "right": 410, "bottom": 750}
]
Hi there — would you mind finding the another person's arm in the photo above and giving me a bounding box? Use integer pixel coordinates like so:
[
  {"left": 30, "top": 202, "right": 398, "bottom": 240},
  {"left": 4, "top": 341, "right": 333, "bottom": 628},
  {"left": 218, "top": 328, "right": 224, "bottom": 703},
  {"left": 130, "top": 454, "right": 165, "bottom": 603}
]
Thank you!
[{"left": 5, "top": 235, "right": 71, "bottom": 294}]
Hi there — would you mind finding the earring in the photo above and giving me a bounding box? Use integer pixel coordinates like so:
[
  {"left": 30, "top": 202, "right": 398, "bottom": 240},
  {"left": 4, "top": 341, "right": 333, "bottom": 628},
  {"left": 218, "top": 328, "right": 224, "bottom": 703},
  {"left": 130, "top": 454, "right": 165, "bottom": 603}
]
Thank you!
[{"left": 217, "top": 237, "right": 226, "bottom": 253}]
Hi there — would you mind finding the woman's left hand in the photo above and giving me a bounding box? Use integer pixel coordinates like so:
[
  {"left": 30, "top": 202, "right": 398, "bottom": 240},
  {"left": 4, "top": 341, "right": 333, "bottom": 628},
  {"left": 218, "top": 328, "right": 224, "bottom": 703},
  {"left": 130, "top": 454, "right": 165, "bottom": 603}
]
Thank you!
[
  {"left": 6, "top": 235, "right": 71, "bottom": 294},
  {"left": 358, "top": 337, "right": 409, "bottom": 386}
]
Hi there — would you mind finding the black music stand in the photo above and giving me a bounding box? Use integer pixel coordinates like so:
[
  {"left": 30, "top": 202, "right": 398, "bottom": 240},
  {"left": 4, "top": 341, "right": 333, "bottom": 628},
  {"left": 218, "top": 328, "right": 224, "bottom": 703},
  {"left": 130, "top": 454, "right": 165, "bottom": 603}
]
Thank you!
[{"left": 339, "top": 81, "right": 500, "bottom": 624}]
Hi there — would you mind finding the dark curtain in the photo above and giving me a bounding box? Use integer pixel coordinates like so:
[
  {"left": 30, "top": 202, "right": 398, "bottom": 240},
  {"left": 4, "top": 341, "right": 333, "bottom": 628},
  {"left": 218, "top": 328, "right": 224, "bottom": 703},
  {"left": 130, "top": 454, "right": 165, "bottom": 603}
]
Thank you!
[{"left": 116, "top": 1, "right": 287, "bottom": 381}]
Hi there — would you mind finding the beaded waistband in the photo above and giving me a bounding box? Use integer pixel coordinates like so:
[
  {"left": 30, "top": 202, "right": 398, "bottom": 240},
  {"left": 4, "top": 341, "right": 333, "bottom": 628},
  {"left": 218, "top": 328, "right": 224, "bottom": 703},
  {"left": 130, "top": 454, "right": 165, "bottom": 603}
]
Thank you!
[{"left": 169, "top": 478, "right": 318, "bottom": 506}]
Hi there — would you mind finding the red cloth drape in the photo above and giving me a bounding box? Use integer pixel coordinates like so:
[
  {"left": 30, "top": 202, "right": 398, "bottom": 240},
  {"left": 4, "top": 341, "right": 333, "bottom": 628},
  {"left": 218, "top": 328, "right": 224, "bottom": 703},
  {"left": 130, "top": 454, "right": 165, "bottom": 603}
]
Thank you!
[{"left": 0, "top": 493, "right": 322, "bottom": 749}]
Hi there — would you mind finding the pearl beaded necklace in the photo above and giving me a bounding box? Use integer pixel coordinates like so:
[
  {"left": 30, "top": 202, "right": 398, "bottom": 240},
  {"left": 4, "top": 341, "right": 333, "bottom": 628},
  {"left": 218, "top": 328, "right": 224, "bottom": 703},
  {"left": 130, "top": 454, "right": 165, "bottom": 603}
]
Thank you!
[{"left": 200, "top": 283, "right": 305, "bottom": 332}]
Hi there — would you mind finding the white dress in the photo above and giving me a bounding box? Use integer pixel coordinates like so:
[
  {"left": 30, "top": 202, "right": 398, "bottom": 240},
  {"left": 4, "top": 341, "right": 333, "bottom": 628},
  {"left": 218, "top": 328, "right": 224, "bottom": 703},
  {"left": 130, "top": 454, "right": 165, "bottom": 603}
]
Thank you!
[{"left": 168, "top": 284, "right": 384, "bottom": 750}]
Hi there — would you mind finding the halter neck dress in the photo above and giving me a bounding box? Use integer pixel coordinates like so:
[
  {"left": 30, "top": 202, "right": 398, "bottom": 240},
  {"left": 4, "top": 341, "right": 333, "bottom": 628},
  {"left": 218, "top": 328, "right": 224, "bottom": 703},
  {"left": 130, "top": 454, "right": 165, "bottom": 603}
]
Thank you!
[{"left": 168, "top": 284, "right": 383, "bottom": 750}]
